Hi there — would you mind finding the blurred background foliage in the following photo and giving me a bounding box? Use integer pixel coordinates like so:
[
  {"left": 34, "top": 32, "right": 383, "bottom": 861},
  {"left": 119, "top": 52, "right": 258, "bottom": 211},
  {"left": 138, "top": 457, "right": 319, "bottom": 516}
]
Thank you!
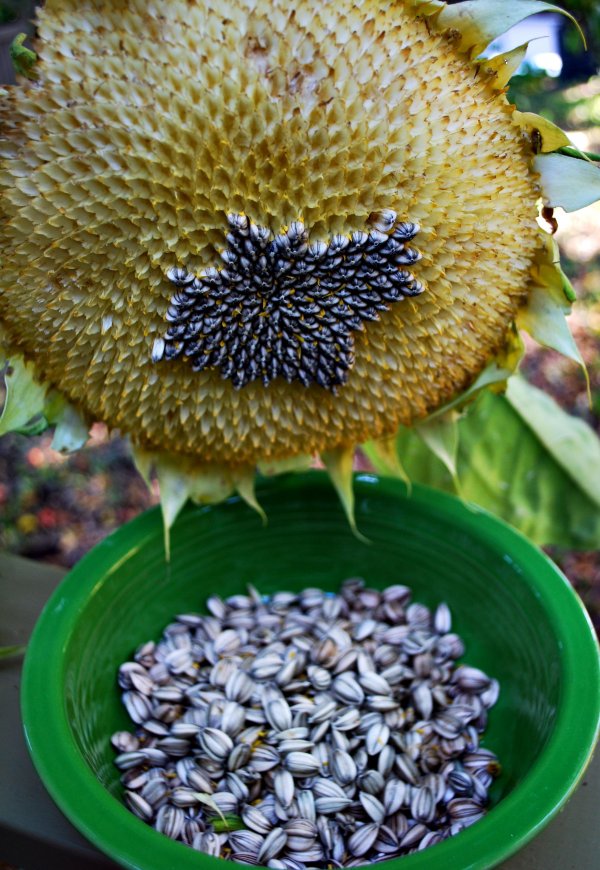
[{"left": 0, "top": 0, "right": 599, "bottom": 629}]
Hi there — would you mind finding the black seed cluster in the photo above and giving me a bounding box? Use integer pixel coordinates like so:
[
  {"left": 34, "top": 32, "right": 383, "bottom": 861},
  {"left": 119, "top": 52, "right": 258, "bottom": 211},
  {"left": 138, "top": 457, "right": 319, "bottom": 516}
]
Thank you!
[{"left": 155, "top": 213, "right": 425, "bottom": 391}]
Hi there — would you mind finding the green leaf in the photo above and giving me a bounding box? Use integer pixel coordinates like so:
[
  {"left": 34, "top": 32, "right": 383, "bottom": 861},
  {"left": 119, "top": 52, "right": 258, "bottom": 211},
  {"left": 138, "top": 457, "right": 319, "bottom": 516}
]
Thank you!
[
  {"left": 156, "top": 458, "right": 191, "bottom": 561},
  {"left": 192, "top": 793, "right": 228, "bottom": 825},
  {"left": 257, "top": 454, "right": 313, "bottom": 477},
  {"left": 0, "top": 357, "right": 48, "bottom": 436},
  {"left": 51, "top": 404, "right": 89, "bottom": 453},
  {"left": 322, "top": 446, "right": 368, "bottom": 542},
  {"left": 234, "top": 470, "right": 267, "bottom": 525},
  {"left": 534, "top": 153, "right": 600, "bottom": 212},
  {"left": 212, "top": 815, "right": 246, "bottom": 833},
  {"left": 375, "top": 383, "right": 600, "bottom": 549},
  {"left": 415, "top": 411, "right": 460, "bottom": 490},
  {"left": 505, "top": 377, "right": 600, "bottom": 508},
  {"left": 518, "top": 286, "right": 586, "bottom": 371},
  {"left": 0, "top": 644, "right": 26, "bottom": 660},
  {"left": 424, "top": 359, "right": 514, "bottom": 422},
  {"left": 362, "top": 437, "right": 412, "bottom": 491},
  {"left": 10, "top": 33, "right": 37, "bottom": 79}
]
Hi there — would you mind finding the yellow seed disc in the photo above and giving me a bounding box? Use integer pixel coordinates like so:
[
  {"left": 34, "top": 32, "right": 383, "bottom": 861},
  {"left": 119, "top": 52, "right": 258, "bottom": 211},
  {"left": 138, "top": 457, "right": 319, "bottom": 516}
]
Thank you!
[{"left": 0, "top": 0, "right": 541, "bottom": 465}]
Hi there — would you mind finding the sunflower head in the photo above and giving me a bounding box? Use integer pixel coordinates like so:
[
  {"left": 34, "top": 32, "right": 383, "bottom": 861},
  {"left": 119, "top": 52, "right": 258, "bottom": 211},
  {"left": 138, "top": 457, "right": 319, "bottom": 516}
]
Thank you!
[{"left": 0, "top": 0, "right": 595, "bottom": 533}]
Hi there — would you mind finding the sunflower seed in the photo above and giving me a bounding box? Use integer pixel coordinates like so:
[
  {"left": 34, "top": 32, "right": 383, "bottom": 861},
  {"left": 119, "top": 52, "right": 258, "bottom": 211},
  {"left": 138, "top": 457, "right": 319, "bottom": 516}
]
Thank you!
[
  {"left": 384, "top": 779, "right": 407, "bottom": 815},
  {"left": 258, "top": 827, "right": 288, "bottom": 862},
  {"left": 230, "top": 830, "right": 264, "bottom": 856},
  {"left": 278, "top": 738, "right": 315, "bottom": 754},
  {"left": 359, "top": 671, "right": 392, "bottom": 695},
  {"left": 226, "top": 742, "right": 251, "bottom": 771},
  {"left": 122, "top": 691, "right": 153, "bottom": 724},
  {"left": 250, "top": 746, "right": 281, "bottom": 772},
  {"left": 447, "top": 798, "right": 486, "bottom": 824},
  {"left": 242, "top": 804, "right": 274, "bottom": 834},
  {"left": 358, "top": 769, "right": 385, "bottom": 795},
  {"left": 274, "top": 770, "right": 295, "bottom": 808},
  {"left": 155, "top": 804, "right": 185, "bottom": 839},
  {"left": 224, "top": 669, "right": 255, "bottom": 703},
  {"left": 377, "top": 745, "right": 396, "bottom": 778},
  {"left": 266, "top": 698, "right": 293, "bottom": 732},
  {"left": 307, "top": 665, "right": 332, "bottom": 691},
  {"left": 331, "top": 749, "right": 357, "bottom": 785},
  {"left": 399, "top": 823, "right": 428, "bottom": 849},
  {"left": 124, "top": 790, "right": 154, "bottom": 821},
  {"left": 360, "top": 793, "right": 386, "bottom": 824},
  {"left": 452, "top": 666, "right": 490, "bottom": 693},
  {"left": 332, "top": 707, "right": 361, "bottom": 730},
  {"left": 316, "top": 795, "right": 355, "bottom": 814},
  {"left": 199, "top": 727, "right": 233, "bottom": 760},
  {"left": 111, "top": 732, "right": 140, "bottom": 752},
  {"left": 365, "top": 722, "right": 390, "bottom": 755},
  {"left": 411, "top": 786, "right": 436, "bottom": 823},
  {"left": 308, "top": 698, "right": 337, "bottom": 723},
  {"left": 348, "top": 823, "right": 380, "bottom": 856}
]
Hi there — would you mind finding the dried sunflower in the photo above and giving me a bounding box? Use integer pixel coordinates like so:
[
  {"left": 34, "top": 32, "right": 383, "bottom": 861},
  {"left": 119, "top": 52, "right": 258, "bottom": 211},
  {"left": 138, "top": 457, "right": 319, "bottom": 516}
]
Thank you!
[{"left": 1, "top": 0, "right": 600, "bottom": 538}]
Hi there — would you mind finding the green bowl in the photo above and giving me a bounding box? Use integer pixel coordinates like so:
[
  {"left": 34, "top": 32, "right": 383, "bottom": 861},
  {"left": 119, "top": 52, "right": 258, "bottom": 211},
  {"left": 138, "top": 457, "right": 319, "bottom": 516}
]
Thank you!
[{"left": 22, "top": 473, "right": 599, "bottom": 870}]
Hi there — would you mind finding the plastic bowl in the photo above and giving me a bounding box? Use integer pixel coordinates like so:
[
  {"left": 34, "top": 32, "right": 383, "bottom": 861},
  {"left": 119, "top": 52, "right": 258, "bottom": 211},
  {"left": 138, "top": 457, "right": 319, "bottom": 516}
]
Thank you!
[{"left": 22, "top": 473, "right": 599, "bottom": 870}]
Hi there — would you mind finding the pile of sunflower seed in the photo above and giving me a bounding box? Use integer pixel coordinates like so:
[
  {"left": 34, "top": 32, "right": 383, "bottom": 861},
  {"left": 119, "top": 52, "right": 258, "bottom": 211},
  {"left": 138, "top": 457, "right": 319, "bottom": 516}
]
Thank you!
[{"left": 113, "top": 579, "right": 501, "bottom": 864}]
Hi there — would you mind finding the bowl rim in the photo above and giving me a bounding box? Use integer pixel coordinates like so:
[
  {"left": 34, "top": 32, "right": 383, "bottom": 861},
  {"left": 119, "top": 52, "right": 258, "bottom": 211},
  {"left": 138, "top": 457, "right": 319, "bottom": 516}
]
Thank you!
[{"left": 22, "top": 472, "right": 600, "bottom": 870}]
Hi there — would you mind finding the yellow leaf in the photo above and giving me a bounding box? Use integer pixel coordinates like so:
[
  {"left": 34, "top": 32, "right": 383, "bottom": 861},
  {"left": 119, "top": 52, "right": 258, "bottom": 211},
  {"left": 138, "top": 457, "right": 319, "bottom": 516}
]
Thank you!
[
  {"left": 437, "top": 1, "right": 584, "bottom": 58},
  {"left": 513, "top": 112, "right": 572, "bottom": 152},
  {"left": 481, "top": 44, "right": 528, "bottom": 89},
  {"left": 321, "top": 446, "right": 366, "bottom": 541}
]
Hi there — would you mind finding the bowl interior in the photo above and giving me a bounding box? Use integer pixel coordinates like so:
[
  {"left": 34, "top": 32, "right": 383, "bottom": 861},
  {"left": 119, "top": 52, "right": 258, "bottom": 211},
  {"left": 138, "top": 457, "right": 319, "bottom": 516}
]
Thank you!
[{"left": 23, "top": 473, "right": 599, "bottom": 870}]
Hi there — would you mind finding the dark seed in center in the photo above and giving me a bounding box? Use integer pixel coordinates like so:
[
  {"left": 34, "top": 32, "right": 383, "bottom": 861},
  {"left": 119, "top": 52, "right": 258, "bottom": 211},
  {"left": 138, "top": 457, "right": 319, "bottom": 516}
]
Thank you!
[{"left": 155, "top": 212, "right": 424, "bottom": 391}]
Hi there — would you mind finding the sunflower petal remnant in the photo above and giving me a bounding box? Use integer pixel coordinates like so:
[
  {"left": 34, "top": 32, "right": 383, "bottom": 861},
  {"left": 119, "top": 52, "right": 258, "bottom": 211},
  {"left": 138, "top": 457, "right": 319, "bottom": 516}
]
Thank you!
[{"left": 0, "top": 0, "right": 597, "bottom": 531}]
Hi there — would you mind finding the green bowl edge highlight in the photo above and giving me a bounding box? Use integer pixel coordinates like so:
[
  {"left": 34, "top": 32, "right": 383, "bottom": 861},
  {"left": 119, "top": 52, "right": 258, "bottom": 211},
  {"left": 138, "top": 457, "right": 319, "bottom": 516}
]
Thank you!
[{"left": 21, "top": 472, "right": 600, "bottom": 870}]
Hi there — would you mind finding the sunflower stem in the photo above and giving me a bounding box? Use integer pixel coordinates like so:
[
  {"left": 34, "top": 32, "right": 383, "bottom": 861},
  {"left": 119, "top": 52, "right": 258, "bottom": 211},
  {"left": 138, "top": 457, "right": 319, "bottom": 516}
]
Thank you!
[{"left": 557, "top": 146, "right": 600, "bottom": 163}]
